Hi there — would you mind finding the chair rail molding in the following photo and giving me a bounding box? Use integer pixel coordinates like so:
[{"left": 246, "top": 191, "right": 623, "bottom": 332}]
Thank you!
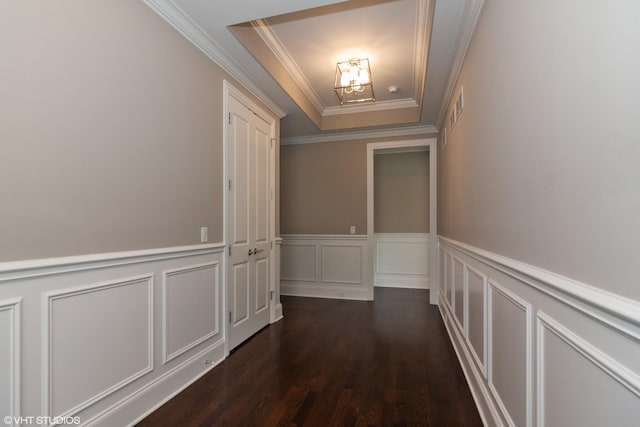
[{"left": 437, "top": 236, "right": 640, "bottom": 427}]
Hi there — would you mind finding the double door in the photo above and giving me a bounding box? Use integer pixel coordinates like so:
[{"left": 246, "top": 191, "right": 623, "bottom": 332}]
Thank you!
[{"left": 227, "top": 94, "right": 272, "bottom": 350}]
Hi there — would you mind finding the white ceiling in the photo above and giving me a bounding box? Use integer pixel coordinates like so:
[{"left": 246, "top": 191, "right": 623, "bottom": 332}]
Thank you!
[{"left": 143, "top": 0, "right": 481, "bottom": 141}]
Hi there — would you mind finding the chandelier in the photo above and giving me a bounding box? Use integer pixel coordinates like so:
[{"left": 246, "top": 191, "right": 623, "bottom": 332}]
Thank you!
[{"left": 334, "top": 58, "right": 375, "bottom": 104}]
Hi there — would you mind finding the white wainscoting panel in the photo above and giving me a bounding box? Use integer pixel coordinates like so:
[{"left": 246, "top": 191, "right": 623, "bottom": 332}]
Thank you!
[
  {"left": 162, "top": 262, "right": 220, "bottom": 364},
  {"left": 43, "top": 275, "right": 154, "bottom": 418},
  {"left": 466, "top": 266, "right": 486, "bottom": 377},
  {"left": 374, "top": 233, "right": 429, "bottom": 289},
  {"left": 0, "top": 244, "right": 226, "bottom": 426},
  {"left": 0, "top": 298, "right": 20, "bottom": 425},
  {"left": 280, "top": 244, "right": 316, "bottom": 282},
  {"left": 488, "top": 281, "right": 531, "bottom": 427},
  {"left": 454, "top": 259, "right": 465, "bottom": 330},
  {"left": 437, "top": 236, "right": 640, "bottom": 427},
  {"left": 537, "top": 312, "right": 640, "bottom": 427},
  {"left": 280, "top": 235, "right": 370, "bottom": 300},
  {"left": 321, "top": 244, "right": 362, "bottom": 284}
]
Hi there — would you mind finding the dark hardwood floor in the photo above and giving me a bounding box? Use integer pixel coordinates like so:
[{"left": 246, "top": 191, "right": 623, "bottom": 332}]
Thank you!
[{"left": 137, "top": 288, "right": 482, "bottom": 426}]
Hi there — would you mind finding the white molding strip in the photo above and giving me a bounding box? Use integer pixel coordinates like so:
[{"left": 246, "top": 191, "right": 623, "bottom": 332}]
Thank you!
[
  {"left": 487, "top": 280, "right": 532, "bottom": 427},
  {"left": 436, "top": 0, "right": 485, "bottom": 129},
  {"left": 439, "top": 237, "right": 640, "bottom": 330},
  {"left": 0, "top": 243, "right": 225, "bottom": 283},
  {"left": 537, "top": 312, "right": 640, "bottom": 399},
  {"left": 280, "top": 125, "right": 438, "bottom": 145},
  {"left": 84, "top": 339, "right": 225, "bottom": 427},
  {"left": 251, "top": 19, "right": 325, "bottom": 114},
  {"left": 281, "top": 234, "right": 368, "bottom": 241},
  {"left": 41, "top": 275, "right": 154, "bottom": 419},
  {"left": 0, "top": 298, "right": 21, "bottom": 425},
  {"left": 141, "top": 0, "right": 286, "bottom": 119},
  {"left": 322, "top": 98, "right": 419, "bottom": 116},
  {"left": 439, "top": 301, "right": 504, "bottom": 427},
  {"left": 161, "top": 262, "right": 221, "bottom": 364}
]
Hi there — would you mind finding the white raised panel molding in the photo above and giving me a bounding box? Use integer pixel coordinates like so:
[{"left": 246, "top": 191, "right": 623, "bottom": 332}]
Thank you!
[
  {"left": 488, "top": 280, "right": 532, "bottom": 427},
  {"left": 280, "top": 235, "right": 370, "bottom": 300},
  {"left": 374, "top": 233, "right": 429, "bottom": 289},
  {"left": 465, "top": 265, "right": 487, "bottom": 378},
  {"left": 454, "top": 259, "right": 465, "bottom": 332},
  {"left": 0, "top": 298, "right": 21, "bottom": 426},
  {"left": 280, "top": 243, "right": 317, "bottom": 282},
  {"left": 271, "top": 237, "right": 283, "bottom": 323},
  {"left": 42, "top": 275, "right": 154, "bottom": 419},
  {"left": 537, "top": 312, "right": 640, "bottom": 427},
  {"left": 321, "top": 244, "right": 363, "bottom": 285},
  {"left": 438, "top": 236, "right": 640, "bottom": 427},
  {"left": 0, "top": 244, "right": 226, "bottom": 426},
  {"left": 162, "top": 262, "right": 221, "bottom": 364}
]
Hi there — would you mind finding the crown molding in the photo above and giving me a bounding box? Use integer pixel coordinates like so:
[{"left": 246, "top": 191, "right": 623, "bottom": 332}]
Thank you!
[
  {"left": 436, "top": 0, "right": 485, "bottom": 129},
  {"left": 252, "top": 0, "right": 431, "bottom": 118},
  {"left": 322, "top": 98, "right": 419, "bottom": 116},
  {"left": 142, "top": 0, "right": 287, "bottom": 119},
  {"left": 412, "top": 0, "right": 432, "bottom": 104},
  {"left": 281, "top": 124, "right": 438, "bottom": 145},
  {"left": 252, "top": 19, "right": 326, "bottom": 114}
]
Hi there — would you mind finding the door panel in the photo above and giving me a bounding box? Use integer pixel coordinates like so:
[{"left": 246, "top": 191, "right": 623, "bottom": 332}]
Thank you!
[
  {"left": 227, "top": 94, "right": 272, "bottom": 350},
  {"left": 232, "top": 262, "right": 249, "bottom": 324},
  {"left": 255, "top": 257, "right": 269, "bottom": 313}
]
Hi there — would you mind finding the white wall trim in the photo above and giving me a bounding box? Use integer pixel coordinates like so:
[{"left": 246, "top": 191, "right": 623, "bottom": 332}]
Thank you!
[
  {"left": 367, "top": 138, "right": 438, "bottom": 304},
  {"left": 439, "top": 237, "right": 640, "bottom": 334},
  {"left": 487, "top": 280, "right": 532, "bottom": 427},
  {"left": 537, "top": 312, "right": 640, "bottom": 399},
  {"left": 251, "top": 19, "right": 325, "bottom": 113},
  {"left": 84, "top": 339, "right": 225, "bottom": 427},
  {"left": 41, "top": 275, "right": 155, "bottom": 420},
  {"left": 280, "top": 235, "right": 370, "bottom": 300},
  {"left": 0, "top": 243, "right": 225, "bottom": 282},
  {"left": 464, "top": 264, "right": 488, "bottom": 379},
  {"left": 280, "top": 125, "right": 438, "bottom": 146},
  {"left": 280, "top": 234, "right": 367, "bottom": 241},
  {"left": 161, "top": 262, "right": 221, "bottom": 364},
  {"left": 439, "top": 301, "right": 505, "bottom": 427},
  {"left": 374, "top": 233, "right": 430, "bottom": 289},
  {"left": 141, "top": 0, "right": 286, "bottom": 119},
  {"left": 436, "top": 0, "right": 485, "bottom": 129},
  {"left": 322, "top": 98, "right": 420, "bottom": 116},
  {"left": 0, "top": 298, "right": 21, "bottom": 426}
]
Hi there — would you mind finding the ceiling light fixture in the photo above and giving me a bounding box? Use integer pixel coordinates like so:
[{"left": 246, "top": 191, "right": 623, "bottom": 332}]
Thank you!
[{"left": 334, "top": 58, "right": 375, "bottom": 105}]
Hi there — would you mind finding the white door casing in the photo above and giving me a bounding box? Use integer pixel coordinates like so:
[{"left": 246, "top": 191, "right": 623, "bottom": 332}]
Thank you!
[{"left": 225, "top": 82, "right": 274, "bottom": 351}]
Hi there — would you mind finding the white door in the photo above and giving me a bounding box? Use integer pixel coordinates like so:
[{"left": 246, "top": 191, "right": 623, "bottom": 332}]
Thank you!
[{"left": 227, "top": 94, "right": 272, "bottom": 350}]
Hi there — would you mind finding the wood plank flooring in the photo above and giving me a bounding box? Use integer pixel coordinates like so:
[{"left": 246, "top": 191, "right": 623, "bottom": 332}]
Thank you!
[{"left": 137, "top": 288, "right": 482, "bottom": 426}]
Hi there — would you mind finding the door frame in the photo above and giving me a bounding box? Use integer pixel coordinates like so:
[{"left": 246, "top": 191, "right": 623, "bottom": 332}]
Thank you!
[
  {"left": 366, "top": 138, "right": 438, "bottom": 304},
  {"left": 222, "top": 80, "right": 277, "bottom": 355}
]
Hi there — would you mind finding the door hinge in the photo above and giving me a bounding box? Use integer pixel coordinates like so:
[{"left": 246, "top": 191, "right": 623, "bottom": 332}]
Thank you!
[
  {"left": 270, "top": 190, "right": 274, "bottom": 200},
  {"left": 229, "top": 311, "right": 232, "bottom": 322},
  {"left": 228, "top": 112, "right": 231, "bottom": 124},
  {"left": 270, "top": 138, "right": 275, "bottom": 148},
  {"left": 228, "top": 246, "right": 231, "bottom": 256},
  {"left": 228, "top": 179, "right": 232, "bottom": 191},
  {"left": 270, "top": 290, "right": 274, "bottom": 301},
  {"left": 270, "top": 241, "right": 273, "bottom": 250}
]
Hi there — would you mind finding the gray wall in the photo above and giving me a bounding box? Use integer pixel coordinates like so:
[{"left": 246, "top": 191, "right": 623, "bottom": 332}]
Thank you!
[
  {"left": 0, "top": 1, "right": 278, "bottom": 261},
  {"left": 280, "top": 134, "right": 436, "bottom": 235},
  {"left": 374, "top": 151, "right": 429, "bottom": 233},
  {"left": 438, "top": 0, "right": 640, "bottom": 300}
]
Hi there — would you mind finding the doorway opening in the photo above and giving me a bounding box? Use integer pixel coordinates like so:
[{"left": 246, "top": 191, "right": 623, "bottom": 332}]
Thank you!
[{"left": 366, "top": 138, "right": 438, "bottom": 304}]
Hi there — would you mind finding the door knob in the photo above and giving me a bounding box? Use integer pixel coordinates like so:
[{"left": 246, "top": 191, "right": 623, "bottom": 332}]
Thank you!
[
  {"left": 248, "top": 249, "right": 254, "bottom": 256},
  {"left": 253, "top": 248, "right": 264, "bottom": 254}
]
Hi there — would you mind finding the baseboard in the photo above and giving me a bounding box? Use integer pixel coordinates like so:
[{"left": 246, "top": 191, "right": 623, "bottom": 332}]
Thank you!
[
  {"left": 437, "top": 236, "right": 640, "bottom": 426},
  {"left": 281, "top": 282, "right": 369, "bottom": 301},
  {"left": 86, "top": 340, "right": 225, "bottom": 426}
]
